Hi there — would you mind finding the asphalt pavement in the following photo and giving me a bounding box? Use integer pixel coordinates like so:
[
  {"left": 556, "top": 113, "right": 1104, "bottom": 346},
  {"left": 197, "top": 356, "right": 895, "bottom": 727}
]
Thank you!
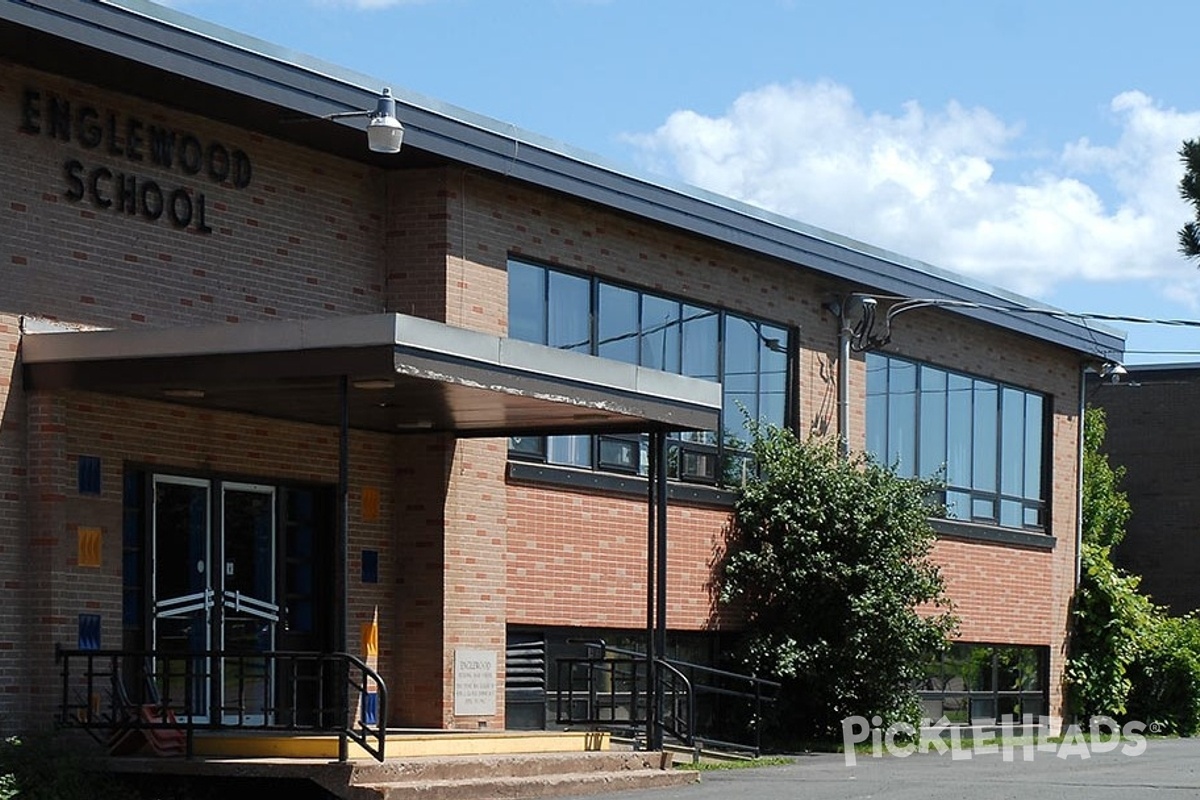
[{"left": 578, "top": 736, "right": 1200, "bottom": 800}]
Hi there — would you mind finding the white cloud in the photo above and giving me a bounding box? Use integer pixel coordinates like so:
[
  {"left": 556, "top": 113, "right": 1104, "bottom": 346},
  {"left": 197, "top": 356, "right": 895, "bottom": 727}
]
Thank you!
[{"left": 627, "top": 82, "right": 1200, "bottom": 299}]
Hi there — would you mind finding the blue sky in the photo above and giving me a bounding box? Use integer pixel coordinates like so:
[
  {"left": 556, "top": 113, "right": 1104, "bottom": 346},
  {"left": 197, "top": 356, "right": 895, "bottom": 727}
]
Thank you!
[{"left": 160, "top": 0, "right": 1200, "bottom": 364}]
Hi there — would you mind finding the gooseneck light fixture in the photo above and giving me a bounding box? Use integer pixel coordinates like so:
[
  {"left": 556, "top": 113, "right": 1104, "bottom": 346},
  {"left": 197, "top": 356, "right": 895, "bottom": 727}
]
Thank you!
[{"left": 325, "top": 87, "right": 405, "bottom": 154}]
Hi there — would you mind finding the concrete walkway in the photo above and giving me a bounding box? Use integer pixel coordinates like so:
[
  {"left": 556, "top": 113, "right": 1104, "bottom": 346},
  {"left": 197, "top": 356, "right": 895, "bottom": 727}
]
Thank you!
[{"left": 576, "top": 737, "right": 1200, "bottom": 800}]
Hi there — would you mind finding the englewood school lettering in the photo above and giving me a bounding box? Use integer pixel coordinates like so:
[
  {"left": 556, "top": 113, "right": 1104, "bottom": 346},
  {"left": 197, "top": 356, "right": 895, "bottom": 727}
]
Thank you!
[{"left": 18, "top": 87, "right": 254, "bottom": 234}]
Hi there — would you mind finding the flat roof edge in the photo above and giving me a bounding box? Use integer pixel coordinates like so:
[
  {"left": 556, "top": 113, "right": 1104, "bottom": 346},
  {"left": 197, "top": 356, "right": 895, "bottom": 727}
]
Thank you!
[
  {"left": 3, "top": 0, "right": 1125, "bottom": 360},
  {"left": 21, "top": 314, "right": 724, "bottom": 414}
]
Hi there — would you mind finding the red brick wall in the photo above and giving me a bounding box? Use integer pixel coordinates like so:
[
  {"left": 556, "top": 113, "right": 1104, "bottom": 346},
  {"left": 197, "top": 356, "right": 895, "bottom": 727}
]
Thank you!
[
  {"left": 15, "top": 392, "right": 398, "bottom": 725},
  {"left": 1, "top": 56, "right": 1086, "bottom": 733},
  {"left": 506, "top": 483, "right": 733, "bottom": 631},
  {"left": 0, "top": 317, "right": 26, "bottom": 723},
  {"left": 450, "top": 170, "right": 1082, "bottom": 721},
  {"left": 392, "top": 434, "right": 449, "bottom": 726},
  {"left": 385, "top": 169, "right": 451, "bottom": 320},
  {"left": 442, "top": 438, "right": 508, "bottom": 727},
  {"left": 22, "top": 390, "right": 70, "bottom": 727},
  {"left": 0, "top": 63, "right": 404, "bottom": 729},
  {"left": 2, "top": 64, "right": 387, "bottom": 329},
  {"left": 859, "top": 305, "right": 1082, "bottom": 721}
]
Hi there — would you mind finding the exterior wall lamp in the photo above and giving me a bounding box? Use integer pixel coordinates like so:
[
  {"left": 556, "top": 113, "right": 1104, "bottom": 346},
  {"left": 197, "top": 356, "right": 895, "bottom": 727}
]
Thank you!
[{"left": 325, "top": 87, "right": 405, "bottom": 154}]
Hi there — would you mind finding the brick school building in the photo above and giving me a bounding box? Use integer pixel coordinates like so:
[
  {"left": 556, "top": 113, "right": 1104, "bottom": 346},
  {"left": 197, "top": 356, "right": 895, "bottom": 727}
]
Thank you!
[{"left": 0, "top": 0, "right": 1123, "bottom": 740}]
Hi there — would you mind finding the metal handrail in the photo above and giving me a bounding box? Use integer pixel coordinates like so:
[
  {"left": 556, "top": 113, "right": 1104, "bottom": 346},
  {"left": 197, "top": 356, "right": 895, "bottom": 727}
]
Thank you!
[
  {"left": 654, "top": 658, "right": 695, "bottom": 746},
  {"left": 55, "top": 647, "right": 388, "bottom": 762},
  {"left": 577, "top": 639, "right": 782, "bottom": 692},
  {"left": 560, "top": 640, "right": 780, "bottom": 756}
]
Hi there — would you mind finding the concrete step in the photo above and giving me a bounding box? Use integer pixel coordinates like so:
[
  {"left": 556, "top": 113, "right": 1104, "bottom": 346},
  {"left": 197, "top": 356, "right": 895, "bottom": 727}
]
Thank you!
[
  {"left": 346, "top": 751, "right": 677, "bottom": 784},
  {"left": 331, "top": 751, "right": 698, "bottom": 800},
  {"left": 355, "top": 766, "right": 698, "bottom": 800}
]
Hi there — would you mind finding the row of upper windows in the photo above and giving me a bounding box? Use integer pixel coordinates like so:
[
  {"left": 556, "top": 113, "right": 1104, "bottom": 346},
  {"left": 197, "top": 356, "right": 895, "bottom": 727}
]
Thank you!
[
  {"left": 505, "top": 257, "right": 1050, "bottom": 532},
  {"left": 865, "top": 353, "right": 1048, "bottom": 531},
  {"left": 507, "top": 258, "right": 790, "bottom": 483}
]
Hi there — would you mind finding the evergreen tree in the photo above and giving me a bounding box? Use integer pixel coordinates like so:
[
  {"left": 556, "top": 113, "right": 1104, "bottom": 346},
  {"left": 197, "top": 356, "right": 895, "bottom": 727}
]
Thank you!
[{"left": 1177, "top": 139, "right": 1200, "bottom": 260}]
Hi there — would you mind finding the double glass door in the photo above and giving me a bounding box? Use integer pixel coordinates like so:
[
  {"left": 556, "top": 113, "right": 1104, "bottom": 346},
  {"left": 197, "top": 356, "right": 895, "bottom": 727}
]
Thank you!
[{"left": 152, "top": 477, "right": 278, "bottom": 723}]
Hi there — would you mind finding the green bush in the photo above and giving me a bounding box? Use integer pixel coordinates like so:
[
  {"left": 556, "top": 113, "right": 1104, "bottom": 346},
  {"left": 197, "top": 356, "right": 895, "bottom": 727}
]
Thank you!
[
  {"left": 0, "top": 734, "right": 131, "bottom": 800},
  {"left": 720, "top": 423, "right": 956, "bottom": 742},
  {"left": 1065, "top": 540, "right": 1153, "bottom": 720},
  {"left": 1127, "top": 615, "right": 1200, "bottom": 736},
  {"left": 1067, "top": 408, "right": 1200, "bottom": 735}
]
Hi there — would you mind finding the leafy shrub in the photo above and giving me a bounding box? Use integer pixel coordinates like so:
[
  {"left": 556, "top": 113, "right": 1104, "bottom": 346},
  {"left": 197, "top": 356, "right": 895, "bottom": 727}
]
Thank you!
[
  {"left": 1065, "top": 540, "right": 1153, "bottom": 720},
  {"left": 720, "top": 423, "right": 957, "bottom": 742},
  {"left": 1127, "top": 615, "right": 1200, "bottom": 736},
  {"left": 0, "top": 734, "right": 131, "bottom": 800},
  {"left": 1068, "top": 407, "right": 1200, "bottom": 735}
]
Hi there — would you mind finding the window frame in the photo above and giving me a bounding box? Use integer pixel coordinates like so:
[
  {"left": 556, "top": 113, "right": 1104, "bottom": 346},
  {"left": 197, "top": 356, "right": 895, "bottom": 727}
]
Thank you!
[
  {"left": 918, "top": 643, "right": 1050, "bottom": 726},
  {"left": 865, "top": 352, "right": 1050, "bottom": 532},
  {"left": 504, "top": 257, "right": 795, "bottom": 487}
]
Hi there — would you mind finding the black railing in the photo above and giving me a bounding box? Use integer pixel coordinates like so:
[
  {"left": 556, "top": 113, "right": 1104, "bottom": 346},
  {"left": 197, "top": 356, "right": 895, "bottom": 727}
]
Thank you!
[
  {"left": 55, "top": 648, "right": 388, "bottom": 762},
  {"left": 555, "top": 641, "right": 779, "bottom": 756}
]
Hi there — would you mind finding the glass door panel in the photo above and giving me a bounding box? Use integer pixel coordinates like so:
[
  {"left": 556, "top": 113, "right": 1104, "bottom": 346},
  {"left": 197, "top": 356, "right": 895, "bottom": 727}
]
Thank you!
[
  {"left": 152, "top": 476, "right": 212, "bottom": 721},
  {"left": 220, "top": 483, "right": 277, "bottom": 724}
]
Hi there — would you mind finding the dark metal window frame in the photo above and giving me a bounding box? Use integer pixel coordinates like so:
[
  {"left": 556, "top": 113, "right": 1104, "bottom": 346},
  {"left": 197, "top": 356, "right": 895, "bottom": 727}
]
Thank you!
[
  {"left": 918, "top": 642, "right": 1050, "bottom": 727},
  {"left": 505, "top": 257, "right": 796, "bottom": 488},
  {"left": 866, "top": 352, "right": 1051, "bottom": 533}
]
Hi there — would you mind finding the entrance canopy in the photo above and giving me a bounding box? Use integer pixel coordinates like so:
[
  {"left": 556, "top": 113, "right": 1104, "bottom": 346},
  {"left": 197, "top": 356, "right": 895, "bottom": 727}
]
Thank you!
[{"left": 20, "top": 313, "right": 722, "bottom": 437}]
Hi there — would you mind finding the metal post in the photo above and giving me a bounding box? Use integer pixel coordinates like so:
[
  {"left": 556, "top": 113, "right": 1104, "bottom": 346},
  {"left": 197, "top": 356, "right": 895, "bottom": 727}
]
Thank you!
[
  {"left": 645, "top": 432, "right": 658, "bottom": 750},
  {"left": 653, "top": 430, "right": 668, "bottom": 750},
  {"left": 337, "top": 376, "right": 350, "bottom": 746},
  {"left": 838, "top": 311, "right": 851, "bottom": 457},
  {"left": 338, "top": 375, "right": 350, "bottom": 653}
]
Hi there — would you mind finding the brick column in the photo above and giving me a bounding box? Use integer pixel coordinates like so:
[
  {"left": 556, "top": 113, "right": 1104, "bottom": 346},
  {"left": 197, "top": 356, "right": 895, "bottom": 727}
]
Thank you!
[
  {"left": 23, "top": 387, "right": 69, "bottom": 727},
  {"left": 0, "top": 317, "right": 29, "bottom": 732},
  {"left": 442, "top": 437, "right": 507, "bottom": 729}
]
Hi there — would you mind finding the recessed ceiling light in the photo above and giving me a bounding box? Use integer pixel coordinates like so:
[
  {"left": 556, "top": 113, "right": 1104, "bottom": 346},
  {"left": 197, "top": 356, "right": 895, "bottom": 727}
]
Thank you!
[{"left": 353, "top": 379, "right": 395, "bottom": 390}]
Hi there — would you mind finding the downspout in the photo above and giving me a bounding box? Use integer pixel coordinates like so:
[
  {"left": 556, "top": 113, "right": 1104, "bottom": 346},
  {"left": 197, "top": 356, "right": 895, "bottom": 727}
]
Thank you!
[
  {"left": 838, "top": 311, "right": 851, "bottom": 457},
  {"left": 1075, "top": 365, "right": 1086, "bottom": 588},
  {"left": 339, "top": 374, "right": 350, "bottom": 653}
]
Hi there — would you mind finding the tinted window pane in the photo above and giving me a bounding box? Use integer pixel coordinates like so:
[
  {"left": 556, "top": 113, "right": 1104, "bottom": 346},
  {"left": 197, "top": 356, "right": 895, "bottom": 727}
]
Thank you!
[
  {"left": 598, "top": 283, "right": 639, "bottom": 364},
  {"left": 547, "top": 434, "right": 591, "bottom": 467},
  {"left": 946, "top": 374, "right": 973, "bottom": 488},
  {"left": 681, "top": 306, "right": 719, "bottom": 381},
  {"left": 887, "top": 360, "right": 917, "bottom": 477},
  {"left": 972, "top": 496, "right": 996, "bottom": 521},
  {"left": 507, "top": 260, "right": 546, "bottom": 343},
  {"left": 866, "top": 354, "right": 888, "bottom": 458},
  {"left": 640, "top": 295, "right": 681, "bottom": 372},
  {"left": 1000, "top": 499, "right": 1023, "bottom": 527},
  {"left": 972, "top": 381, "right": 998, "bottom": 492},
  {"left": 681, "top": 305, "right": 720, "bottom": 446},
  {"left": 548, "top": 271, "right": 590, "bottom": 353},
  {"left": 597, "top": 437, "right": 638, "bottom": 472},
  {"left": 945, "top": 490, "right": 971, "bottom": 521},
  {"left": 1000, "top": 387, "right": 1025, "bottom": 496},
  {"left": 723, "top": 316, "right": 759, "bottom": 447},
  {"left": 759, "top": 324, "right": 789, "bottom": 427},
  {"left": 919, "top": 366, "right": 947, "bottom": 477},
  {"left": 962, "top": 645, "right": 994, "bottom": 692},
  {"left": 1024, "top": 395, "right": 1044, "bottom": 502}
]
